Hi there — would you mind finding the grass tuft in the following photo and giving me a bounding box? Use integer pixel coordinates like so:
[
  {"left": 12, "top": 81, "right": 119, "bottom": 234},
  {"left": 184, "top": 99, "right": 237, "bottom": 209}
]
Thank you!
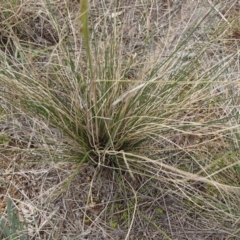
[{"left": 0, "top": 0, "right": 240, "bottom": 238}]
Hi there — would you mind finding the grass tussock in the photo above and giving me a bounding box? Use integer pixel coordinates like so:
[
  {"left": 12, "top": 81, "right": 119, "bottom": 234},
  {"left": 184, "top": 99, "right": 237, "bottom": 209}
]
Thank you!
[{"left": 0, "top": 0, "right": 240, "bottom": 239}]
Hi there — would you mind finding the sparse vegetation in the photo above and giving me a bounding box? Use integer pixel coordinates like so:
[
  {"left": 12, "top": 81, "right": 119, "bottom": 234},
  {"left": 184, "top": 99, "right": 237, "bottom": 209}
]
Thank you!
[{"left": 0, "top": 0, "right": 240, "bottom": 239}]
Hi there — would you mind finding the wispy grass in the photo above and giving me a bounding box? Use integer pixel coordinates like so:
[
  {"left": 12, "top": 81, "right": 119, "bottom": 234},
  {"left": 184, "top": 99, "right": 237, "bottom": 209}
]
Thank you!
[{"left": 0, "top": 0, "right": 240, "bottom": 238}]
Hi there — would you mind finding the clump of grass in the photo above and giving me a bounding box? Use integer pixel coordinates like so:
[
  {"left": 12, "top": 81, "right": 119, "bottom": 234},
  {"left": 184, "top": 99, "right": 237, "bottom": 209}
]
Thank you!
[{"left": 0, "top": 0, "right": 240, "bottom": 238}]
